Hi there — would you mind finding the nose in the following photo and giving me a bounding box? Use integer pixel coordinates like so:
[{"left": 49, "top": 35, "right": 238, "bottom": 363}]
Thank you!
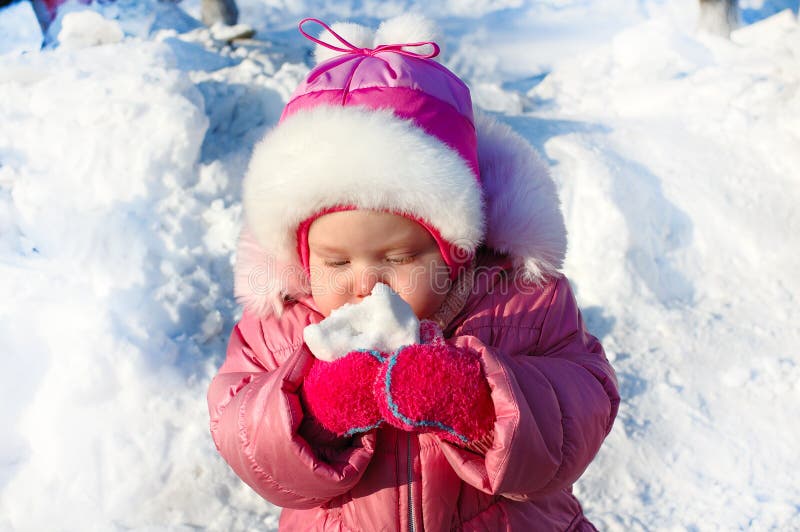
[{"left": 355, "top": 264, "right": 387, "bottom": 299}]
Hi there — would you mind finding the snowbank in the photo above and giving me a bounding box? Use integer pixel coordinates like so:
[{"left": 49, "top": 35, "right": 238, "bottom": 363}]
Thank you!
[
  {"left": 528, "top": 10, "right": 800, "bottom": 530},
  {"left": 0, "top": 22, "right": 286, "bottom": 531}
]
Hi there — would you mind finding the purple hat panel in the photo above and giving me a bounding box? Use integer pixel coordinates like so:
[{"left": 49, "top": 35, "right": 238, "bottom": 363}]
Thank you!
[{"left": 280, "top": 52, "right": 479, "bottom": 181}]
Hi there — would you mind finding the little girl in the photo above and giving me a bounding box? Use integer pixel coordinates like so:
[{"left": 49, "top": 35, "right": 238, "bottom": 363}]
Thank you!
[{"left": 207, "top": 15, "right": 619, "bottom": 531}]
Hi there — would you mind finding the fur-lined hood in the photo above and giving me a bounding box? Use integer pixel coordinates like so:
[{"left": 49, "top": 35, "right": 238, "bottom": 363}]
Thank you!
[{"left": 234, "top": 111, "right": 567, "bottom": 318}]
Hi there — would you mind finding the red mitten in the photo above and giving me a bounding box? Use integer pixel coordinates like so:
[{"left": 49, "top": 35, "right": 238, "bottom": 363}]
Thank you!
[
  {"left": 301, "top": 350, "right": 386, "bottom": 437},
  {"left": 375, "top": 338, "right": 495, "bottom": 444},
  {"left": 419, "top": 319, "right": 444, "bottom": 344}
]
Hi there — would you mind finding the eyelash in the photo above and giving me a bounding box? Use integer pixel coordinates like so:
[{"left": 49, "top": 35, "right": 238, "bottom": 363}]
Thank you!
[
  {"left": 386, "top": 255, "right": 415, "bottom": 265},
  {"left": 322, "top": 255, "right": 416, "bottom": 267}
]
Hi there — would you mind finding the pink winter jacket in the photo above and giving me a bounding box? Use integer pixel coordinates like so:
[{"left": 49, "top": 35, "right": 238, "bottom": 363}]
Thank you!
[{"left": 207, "top": 254, "right": 620, "bottom": 531}]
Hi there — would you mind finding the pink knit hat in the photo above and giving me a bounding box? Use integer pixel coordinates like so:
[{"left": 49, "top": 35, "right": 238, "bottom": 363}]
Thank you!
[{"left": 242, "top": 16, "right": 485, "bottom": 280}]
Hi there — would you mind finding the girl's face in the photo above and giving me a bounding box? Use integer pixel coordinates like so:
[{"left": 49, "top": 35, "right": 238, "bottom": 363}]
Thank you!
[{"left": 307, "top": 210, "right": 452, "bottom": 318}]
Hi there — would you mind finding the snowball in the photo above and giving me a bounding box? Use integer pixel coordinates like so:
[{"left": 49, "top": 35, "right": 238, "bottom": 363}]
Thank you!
[
  {"left": 303, "top": 283, "right": 420, "bottom": 362},
  {"left": 57, "top": 10, "right": 124, "bottom": 49}
]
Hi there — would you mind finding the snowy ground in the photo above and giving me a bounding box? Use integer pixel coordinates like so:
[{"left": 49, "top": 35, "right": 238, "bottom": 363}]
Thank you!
[{"left": 1, "top": 0, "right": 799, "bottom": 530}]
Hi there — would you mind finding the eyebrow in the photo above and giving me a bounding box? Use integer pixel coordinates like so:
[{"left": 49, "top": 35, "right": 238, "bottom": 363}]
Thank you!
[
  {"left": 308, "top": 239, "right": 423, "bottom": 255},
  {"left": 308, "top": 243, "right": 348, "bottom": 254}
]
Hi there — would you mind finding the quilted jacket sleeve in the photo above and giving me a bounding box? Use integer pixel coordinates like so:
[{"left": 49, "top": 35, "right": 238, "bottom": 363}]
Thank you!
[
  {"left": 207, "top": 307, "right": 376, "bottom": 509},
  {"left": 439, "top": 276, "right": 620, "bottom": 500}
]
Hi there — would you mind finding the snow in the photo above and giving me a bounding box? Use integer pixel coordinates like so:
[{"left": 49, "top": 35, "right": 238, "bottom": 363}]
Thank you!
[
  {"left": 208, "top": 22, "right": 255, "bottom": 42},
  {"left": 303, "top": 283, "right": 420, "bottom": 362},
  {"left": 1, "top": 1, "right": 799, "bottom": 530},
  {"left": 57, "top": 10, "right": 124, "bottom": 49},
  {"left": 0, "top": 2, "right": 40, "bottom": 55}
]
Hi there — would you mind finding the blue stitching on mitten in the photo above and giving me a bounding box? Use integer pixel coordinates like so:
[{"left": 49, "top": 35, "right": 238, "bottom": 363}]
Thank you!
[
  {"left": 355, "top": 348, "right": 387, "bottom": 363},
  {"left": 344, "top": 420, "right": 384, "bottom": 436},
  {"left": 383, "top": 347, "right": 469, "bottom": 444}
]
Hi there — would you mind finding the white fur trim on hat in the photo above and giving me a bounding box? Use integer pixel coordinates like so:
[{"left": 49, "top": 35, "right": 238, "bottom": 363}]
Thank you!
[
  {"left": 243, "top": 105, "right": 485, "bottom": 263},
  {"left": 476, "top": 112, "right": 567, "bottom": 281},
  {"left": 235, "top": 111, "right": 567, "bottom": 317},
  {"left": 233, "top": 225, "right": 309, "bottom": 317}
]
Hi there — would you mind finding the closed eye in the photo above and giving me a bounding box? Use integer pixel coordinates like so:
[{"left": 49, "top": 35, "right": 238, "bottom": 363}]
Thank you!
[
  {"left": 386, "top": 255, "right": 416, "bottom": 265},
  {"left": 324, "top": 259, "right": 350, "bottom": 267}
]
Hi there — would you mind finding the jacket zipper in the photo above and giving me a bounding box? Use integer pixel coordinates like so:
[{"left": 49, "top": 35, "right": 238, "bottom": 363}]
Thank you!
[{"left": 407, "top": 433, "right": 416, "bottom": 532}]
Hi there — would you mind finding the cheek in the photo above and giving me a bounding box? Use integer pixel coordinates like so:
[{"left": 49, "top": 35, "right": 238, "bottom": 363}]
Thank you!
[
  {"left": 308, "top": 266, "right": 348, "bottom": 317},
  {"left": 311, "top": 289, "right": 349, "bottom": 318},
  {"left": 308, "top": 259, "right": 351, "bottom": 293},
  {"left": 394, "top": 262, "right": 451, "bottom": 319}
]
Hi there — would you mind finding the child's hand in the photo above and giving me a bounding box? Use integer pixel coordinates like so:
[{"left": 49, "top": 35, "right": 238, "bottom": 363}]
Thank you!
[
  {"left": 374, "top": 339, "right": 495, "bottom": 445},
  {"left": 301, "top": 349, "right": 385, "bottom": 437},
  {"left": 302, "top": 318, "right": 494, "bottom": 445},
  {"left": 303, "top": 283, "right": 420, "bottom": 361}
]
